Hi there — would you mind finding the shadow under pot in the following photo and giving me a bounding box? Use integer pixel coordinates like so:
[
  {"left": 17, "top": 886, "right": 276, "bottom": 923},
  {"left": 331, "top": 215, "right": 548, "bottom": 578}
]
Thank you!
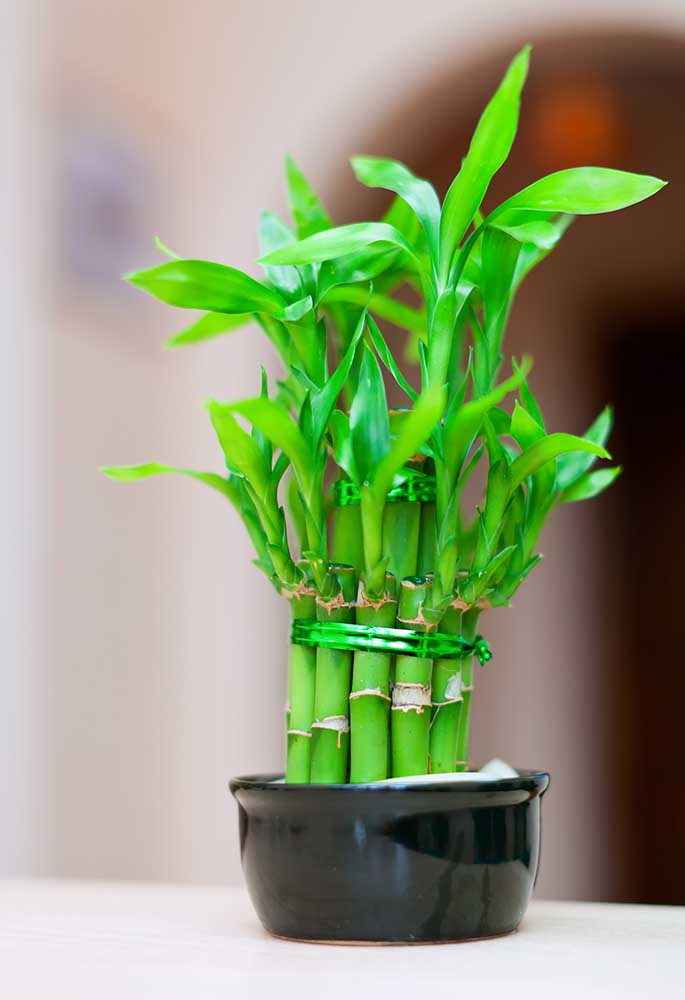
[{"left": 229, "top": 770, "right": 550, "bottom": 944}]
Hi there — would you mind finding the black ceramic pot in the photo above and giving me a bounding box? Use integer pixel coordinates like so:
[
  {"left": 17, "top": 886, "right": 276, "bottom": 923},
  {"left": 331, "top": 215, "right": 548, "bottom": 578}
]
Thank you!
[{"left": 229, "top": 770, "right": 549, "bottom": 944}]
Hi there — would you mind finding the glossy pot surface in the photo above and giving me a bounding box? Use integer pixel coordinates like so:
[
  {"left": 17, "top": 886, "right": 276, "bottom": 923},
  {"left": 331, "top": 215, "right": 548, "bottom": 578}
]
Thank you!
[{"left": 229, "top": 770, "right": 550, "bottom": 943}]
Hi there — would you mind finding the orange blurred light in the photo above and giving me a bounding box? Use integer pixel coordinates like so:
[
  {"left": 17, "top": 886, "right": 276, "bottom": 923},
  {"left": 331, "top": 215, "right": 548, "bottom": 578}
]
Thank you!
[{"left": 531, "top": 75, "right": 621, "bottom": 169}]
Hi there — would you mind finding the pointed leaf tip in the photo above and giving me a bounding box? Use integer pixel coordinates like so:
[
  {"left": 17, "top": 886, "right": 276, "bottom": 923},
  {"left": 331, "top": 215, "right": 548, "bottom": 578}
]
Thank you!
[
  {"left": 510, "top": 44, "right": 531, "bottom": 74},
  {"left": 154, "top": 236, "right": 180, "bottom": 259}
]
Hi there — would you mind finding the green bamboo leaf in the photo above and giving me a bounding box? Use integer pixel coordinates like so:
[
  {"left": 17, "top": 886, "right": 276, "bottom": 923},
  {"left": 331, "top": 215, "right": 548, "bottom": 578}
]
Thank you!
[
  {"left": 227, "top": 397, "right": 315, "bottom": 499},
  {"left": 258, "top": 211, "right": 303, "bottom": 300},
  {"left": 350, "top": 346, "right": 390, "bottom": 484},
  {"left": 311, "top": 309, "right": 366, "bottom": 445},
  {"left": 260, "top": 222, "right": 417, "bottom": 267},
  {"left": 512, "top": 214, "right": 574, "bottom": 288},
  {"left": 165, "top": 311, "right": 251, "bottom": 348},
  {"left": 297, "top": 391, "right": 314, "bottom": 445},
  {"left": 317, "top": 245, "right": 404, "bottom": 300},
  {"left": 126, "top": 260, "right": 286, "bottom": 315},
  {"left": 510, "top": 399, "right": 545, "bottom": 448},
  {"left": 494, "top": 553, "right": 543, "bottom": 603},
  {"left": 493, "top": 219, "right": 561, "bottom": 249},
  {"left": 365, "top": 291, "right": 426, "bottom": 337},
  {"left": 365, "top": 315, "right": 418, "bottom": 401},
  {"left": 101, "top": 462, "right": 239, "bottom": 502},
  {"left": 289, "top": 366, "right": 319, "bottom": 396},
  {"left": 510, "top": 400, "right": 556, "bottom": 505},
  {"left": 442, "top": 358, "right": 533, "bottom": 473},
  {"left": 426, "top": 287, "right": 469, "bottom": 388},
  {"left": 556, "top": 405, "right": 614, "bottom": 489},
  {"left": 435, "top": 477, "right": 462, "bottom": 548},
  {"left": 283, "top": 308, "right": 326, "bottom": 387},
  {"left": 469, "top": 304, "right": 491, "bottom": 390},
  {"left": 281, "top": 296, "right": 314, "bottom": 322},
  {"left": 285, "top": 155, "right": 332, "bottom": 238},
  {"left": 370, "top": 385, "right": 446, "bottom": 503},
  {"left": 488, "top": 407, "right": 511, "bottom": 435},
  {"left": 495, "top": 167, "right": 666, "bottom": 217},
  {"left": 417, "top": 337, "right": 431, "bottom": 388},
  {"left": 513, "top": 359, "right": 546, "bottom": 428},
  {"left": 232, "top": 482, "right": 279, "bottom": 582},
  {"left": 559, "top": 466, "right": 622, "bottom": 503},
  {"left": 482, "top": 458, "right": 511, "bottom": 539},
  {"left": 482, "top": 412, "right": 511, "bottom": 465},
  {"left": 483, "top": 544, "right": 517, "bottom": 580},
  {"left": 445, "top": 356, "right": 470, "bottom": 417},
  {"left": 439, "top": 45, "right": 530, "bottom": 281},
  {"left": 256, "top": 313, "right": 291, "bottom": 361},
  {"left": 462, "top": 237, "right": 483, "bottom": 287},
  {"left": 510, "top": 433, "right": 610, "bottom": 492},
  {"left": 329, "top": 409, "right": 358, "bottom": 482},
  {"left": 154, "top": 236, "right": 180, "bottom": 259},
  {"left": 322, "top": 283, "right": 425, "bottom": 336},
  {"left": 205, "top": 401, "right": 272, "bottom": 500},
  {"left": 253, "top": 367, "right": 273, "bottom": 468},
  {"left": 270, "top": 451, "right": 290, "bottom": 494},
  {"left": 458, "top": 445, "right": 485, "bottom": 500},
  {"left": 286, "top": 474, "right": 308, "bottom": 549},
  {"left": 382, "top": 193, "right": 427, "bottom": 253},
  {"left": 351, "top": 156, "right": 441, "bottom": 255},
  {"left": 481, "top": 227, "right": 520, "bottom": 337}
]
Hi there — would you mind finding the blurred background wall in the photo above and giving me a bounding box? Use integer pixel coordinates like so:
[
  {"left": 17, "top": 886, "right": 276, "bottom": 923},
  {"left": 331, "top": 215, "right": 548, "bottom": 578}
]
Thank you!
[{"left": 2, "top": 0, "right": 684, "bottom": 901}]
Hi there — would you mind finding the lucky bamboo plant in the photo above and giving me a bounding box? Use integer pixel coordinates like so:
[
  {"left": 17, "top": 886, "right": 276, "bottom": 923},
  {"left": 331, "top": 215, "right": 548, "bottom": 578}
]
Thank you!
[{"left": 104, "top": 47, "right": 665, "bottom": 784}]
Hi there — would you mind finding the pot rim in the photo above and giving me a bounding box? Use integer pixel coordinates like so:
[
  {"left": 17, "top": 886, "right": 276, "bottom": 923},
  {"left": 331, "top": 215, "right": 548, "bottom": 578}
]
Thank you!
[{"left": 229, "top": 769, "right": 550, "bottom": 795}]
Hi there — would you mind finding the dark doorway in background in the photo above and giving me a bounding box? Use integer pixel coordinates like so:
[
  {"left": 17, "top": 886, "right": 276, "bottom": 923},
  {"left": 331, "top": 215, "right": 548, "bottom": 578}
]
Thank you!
[{"left": 605, "top": 308, "right": 685, "bottom": 905}]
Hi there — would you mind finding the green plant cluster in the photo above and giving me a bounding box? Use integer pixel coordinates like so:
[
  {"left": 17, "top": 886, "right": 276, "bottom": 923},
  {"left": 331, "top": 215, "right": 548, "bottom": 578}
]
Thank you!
[{"left": 104, "top": 47, "right": 664, "bottom": 784}]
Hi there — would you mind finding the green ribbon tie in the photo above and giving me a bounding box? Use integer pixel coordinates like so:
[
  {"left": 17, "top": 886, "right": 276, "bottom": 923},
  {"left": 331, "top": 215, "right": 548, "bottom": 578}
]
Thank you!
[
  {"left": 291, "top": 620, "right": 492, "bottom": 665},
  {"left": 333, "top": 469, "right": 436, "bottom": 508}
]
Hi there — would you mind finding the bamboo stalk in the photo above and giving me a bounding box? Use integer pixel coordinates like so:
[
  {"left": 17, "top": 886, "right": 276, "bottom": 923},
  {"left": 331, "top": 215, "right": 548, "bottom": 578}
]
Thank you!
[
  {"left": 391, "top": 577, "right": 433, "bottom": 777},
  {"left": 454, "top": 607, "right": 480, "bottom": 772},
  {"left": 428, "top": 605, "right": 463, "bottom": 773},
  {"left": 416, "top": 458, "right": 436, "bottom": 577},
  {"left": 285, "top": 581, "right": 318, "bottom": 783},
  {"left": 349, "top": 578, "right": 397, "bottom": 783},
  {"left": 331, "top": 503, "right": 364, "bottom": 576},
  {"left": 310, "top": 566, "right": 357, "bottom": 784},
  {"left": 416, "top": 499, "right": 436, "bottom": 576},
  {"left": 382, "top": 503, "right": 420, "bottom": 583}
]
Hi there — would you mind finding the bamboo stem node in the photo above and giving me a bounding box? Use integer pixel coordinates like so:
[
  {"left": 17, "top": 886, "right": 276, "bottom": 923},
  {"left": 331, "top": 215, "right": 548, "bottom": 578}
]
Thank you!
[
  {"left": 396, "top": 613, "right": 437, "bottom": 632},
  {"left": 445, "top": 672, "right": 462, "bottom": 700},
  {"left": 349, "top": 688, "right": 391, "bottom": 703},
  {"left": 392, "top": 682, "right": 432, "bottom": 713},
  {"left": 311, "top": 715, "right": 350, "bottom": 750}
]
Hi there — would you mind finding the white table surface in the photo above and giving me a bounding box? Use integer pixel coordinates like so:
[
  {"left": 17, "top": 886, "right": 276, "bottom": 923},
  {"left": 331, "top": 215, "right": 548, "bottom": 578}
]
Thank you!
[{"left": 1, "top": 879, "right": 683, "bottom": 999}]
